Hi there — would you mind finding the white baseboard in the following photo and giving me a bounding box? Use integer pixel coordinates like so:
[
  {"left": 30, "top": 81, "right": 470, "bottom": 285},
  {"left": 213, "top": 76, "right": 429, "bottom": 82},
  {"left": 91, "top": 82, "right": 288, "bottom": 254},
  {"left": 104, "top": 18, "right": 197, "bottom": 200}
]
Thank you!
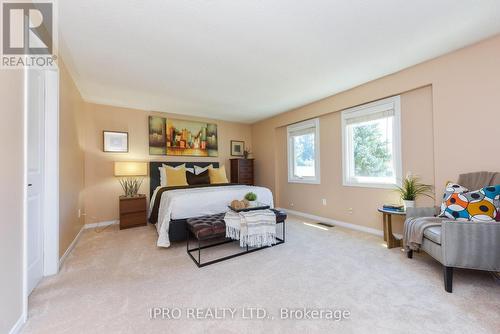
[
  {"left": 277, "top": 208, "right": 383, "bottom": 237},
  {"left": 59, "top": 224, "right": 85, "bottom": 269},
  {"left": 58, "top": 220, "right": 119, "bottom": 269},
  {"left": 9, "top": 313, "right": 26, "bottom": 334},
  {"left": 84, "top": 220, "right": 119, "bottom": 229}
]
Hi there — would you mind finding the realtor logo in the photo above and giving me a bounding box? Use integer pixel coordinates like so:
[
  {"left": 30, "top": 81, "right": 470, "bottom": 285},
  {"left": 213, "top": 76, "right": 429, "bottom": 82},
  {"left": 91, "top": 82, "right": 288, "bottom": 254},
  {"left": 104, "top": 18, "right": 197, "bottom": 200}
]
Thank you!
[{"left": 1, "top": 1, "right": 57, "bottom": 68}]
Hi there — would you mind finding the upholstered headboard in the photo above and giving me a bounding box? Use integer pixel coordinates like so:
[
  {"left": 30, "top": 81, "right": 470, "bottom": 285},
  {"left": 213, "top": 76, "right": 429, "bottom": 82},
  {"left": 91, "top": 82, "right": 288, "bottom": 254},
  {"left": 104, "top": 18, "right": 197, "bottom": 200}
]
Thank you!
[{"left": 149, "top": 161, "right": 219, "bottom": 197}]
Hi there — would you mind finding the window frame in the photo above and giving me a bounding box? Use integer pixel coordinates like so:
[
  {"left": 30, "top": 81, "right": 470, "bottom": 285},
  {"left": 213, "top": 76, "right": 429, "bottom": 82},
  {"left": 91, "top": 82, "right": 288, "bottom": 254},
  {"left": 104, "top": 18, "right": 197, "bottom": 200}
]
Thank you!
[
  {"left": 287, "top": 118, "right": 321, "bottom": 184},
  {"left": 341, "top": 96, "right": 402, "bottom": 189}
]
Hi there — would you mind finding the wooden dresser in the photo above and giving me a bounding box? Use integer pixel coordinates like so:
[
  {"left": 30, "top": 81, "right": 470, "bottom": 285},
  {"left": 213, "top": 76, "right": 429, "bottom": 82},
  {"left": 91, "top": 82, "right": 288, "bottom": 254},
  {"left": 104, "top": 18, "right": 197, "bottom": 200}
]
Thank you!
[
  {"left": 230, "top": 158, "right": 254, "bottom": 185},
  {"left": 119, "top": 195, "right": 147, "bottom": 230}
]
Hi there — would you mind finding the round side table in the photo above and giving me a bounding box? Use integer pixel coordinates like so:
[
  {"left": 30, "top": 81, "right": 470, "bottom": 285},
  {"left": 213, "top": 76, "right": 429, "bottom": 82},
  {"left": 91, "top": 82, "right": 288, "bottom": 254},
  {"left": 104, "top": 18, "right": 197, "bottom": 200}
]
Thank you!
[{"left": 377, "top": 208, "right": 406, "bottom": 249}]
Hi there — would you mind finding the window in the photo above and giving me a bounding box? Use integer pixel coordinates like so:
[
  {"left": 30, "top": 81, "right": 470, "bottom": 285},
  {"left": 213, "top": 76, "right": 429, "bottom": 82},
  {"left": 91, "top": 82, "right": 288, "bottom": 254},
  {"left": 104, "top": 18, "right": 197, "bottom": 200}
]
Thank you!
[
  {"left": 287, "top": 118, "right": 320, "bottom": 184},
  {"left": 342, "top": 96, "right": 402, "bottom": 188}
]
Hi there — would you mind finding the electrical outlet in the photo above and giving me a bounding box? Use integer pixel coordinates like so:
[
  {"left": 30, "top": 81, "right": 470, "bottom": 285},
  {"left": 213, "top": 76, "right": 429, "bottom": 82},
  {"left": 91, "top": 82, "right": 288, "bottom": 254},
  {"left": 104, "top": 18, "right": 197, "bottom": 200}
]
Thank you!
[
  {"left": 290, "top": 203, "right": 294, "bottom": 207},
  {"left": 347, "top": 208, "right": 353, "bottom": 214},
  {"left": 78, "top": 209, "right": 81, "bottom": 218},
  {"left": 322, "top": 198, "right": 327, "bottom": 206}
]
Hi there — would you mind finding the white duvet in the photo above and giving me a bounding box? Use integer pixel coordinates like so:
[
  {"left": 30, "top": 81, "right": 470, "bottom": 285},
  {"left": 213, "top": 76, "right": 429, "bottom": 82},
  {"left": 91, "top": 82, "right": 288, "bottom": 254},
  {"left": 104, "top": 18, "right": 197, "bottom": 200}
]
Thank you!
[{"left": 152, "top": 185, "right": 274, "bottom": 247}]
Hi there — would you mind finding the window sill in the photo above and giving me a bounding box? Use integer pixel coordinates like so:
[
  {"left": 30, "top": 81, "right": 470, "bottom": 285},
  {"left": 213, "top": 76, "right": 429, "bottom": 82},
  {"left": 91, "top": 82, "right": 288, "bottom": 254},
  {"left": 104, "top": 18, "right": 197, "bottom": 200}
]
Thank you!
[
  {"left": 288, "top": 178, "right": 321, "bottom": 185},
  {"left": 342, "top": 181, "right": 398, "bottom": 189}
]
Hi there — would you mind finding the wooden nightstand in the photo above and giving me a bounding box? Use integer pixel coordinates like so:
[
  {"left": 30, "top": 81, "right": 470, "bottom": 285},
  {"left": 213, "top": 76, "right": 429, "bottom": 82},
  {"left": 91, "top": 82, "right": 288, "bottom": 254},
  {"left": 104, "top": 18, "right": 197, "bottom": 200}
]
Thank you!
[{"left": 119, "top": 195, "right": 147, "bottom": 230}]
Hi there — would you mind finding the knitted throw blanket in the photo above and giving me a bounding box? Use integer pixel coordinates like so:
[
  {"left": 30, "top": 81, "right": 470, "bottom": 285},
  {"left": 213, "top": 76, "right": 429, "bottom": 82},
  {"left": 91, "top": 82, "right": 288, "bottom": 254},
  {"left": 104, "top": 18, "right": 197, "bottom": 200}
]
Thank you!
[{"left": 224, "top": 209, "right": 277, "bottom": 247}]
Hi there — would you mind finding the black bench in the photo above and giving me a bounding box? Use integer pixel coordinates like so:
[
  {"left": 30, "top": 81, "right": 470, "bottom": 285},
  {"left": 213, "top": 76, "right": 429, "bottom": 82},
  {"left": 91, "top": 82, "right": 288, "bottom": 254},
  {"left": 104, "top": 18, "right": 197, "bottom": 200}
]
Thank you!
[{"left": 186, "top": 209, "right": 286, "bottom": 267}]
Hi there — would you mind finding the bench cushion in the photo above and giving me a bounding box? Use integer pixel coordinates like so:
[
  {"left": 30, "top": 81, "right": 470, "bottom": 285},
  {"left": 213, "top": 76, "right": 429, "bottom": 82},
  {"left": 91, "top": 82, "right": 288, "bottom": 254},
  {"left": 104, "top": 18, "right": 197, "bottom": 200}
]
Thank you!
[
  {"left": 423, "top": 226, "right": 442, "bottom": 245},
  {"left": 187, "top": 209, "right": 287, "bottom": 240},
  {"left": 271, "top": 209, "right": 287, "bottom": 223},
  {"left": 187, "top": 213, "right": 226, "bottom": 240}
]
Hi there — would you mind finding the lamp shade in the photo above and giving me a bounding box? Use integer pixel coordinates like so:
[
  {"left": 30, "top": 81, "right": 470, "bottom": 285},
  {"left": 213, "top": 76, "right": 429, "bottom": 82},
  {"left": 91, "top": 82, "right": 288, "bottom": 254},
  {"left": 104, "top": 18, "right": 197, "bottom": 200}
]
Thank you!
[{"left": 114, "top": 161, "right": 148, "bottom": 177}]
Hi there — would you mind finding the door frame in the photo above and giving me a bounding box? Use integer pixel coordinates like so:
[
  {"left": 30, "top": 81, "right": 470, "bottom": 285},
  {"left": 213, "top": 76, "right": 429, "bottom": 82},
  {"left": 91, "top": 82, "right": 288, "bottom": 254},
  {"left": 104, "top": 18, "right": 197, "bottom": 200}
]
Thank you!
[{"left": 23, "top": 67, "right": 60, "bottom": 320}]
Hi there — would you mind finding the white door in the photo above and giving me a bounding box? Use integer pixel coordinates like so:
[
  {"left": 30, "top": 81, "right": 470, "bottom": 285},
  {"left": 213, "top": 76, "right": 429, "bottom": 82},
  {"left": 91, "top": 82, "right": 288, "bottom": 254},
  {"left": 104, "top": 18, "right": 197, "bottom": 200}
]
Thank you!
[{"left": 27, "top": 69, "right": 45, "bottom": 294}]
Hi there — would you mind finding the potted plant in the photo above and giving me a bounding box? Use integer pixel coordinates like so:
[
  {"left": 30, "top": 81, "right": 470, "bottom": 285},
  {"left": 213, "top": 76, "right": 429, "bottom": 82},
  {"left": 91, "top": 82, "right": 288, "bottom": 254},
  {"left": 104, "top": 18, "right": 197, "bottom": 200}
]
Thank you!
[
  {"left": 396, "top": 174, "right": 433, "bottom": 209},
  {"left": 243, "top": 148, "right": 252, "bottom": 159},
  {"left": 244, "top": 192, "right": 257, "bottom": 207}
]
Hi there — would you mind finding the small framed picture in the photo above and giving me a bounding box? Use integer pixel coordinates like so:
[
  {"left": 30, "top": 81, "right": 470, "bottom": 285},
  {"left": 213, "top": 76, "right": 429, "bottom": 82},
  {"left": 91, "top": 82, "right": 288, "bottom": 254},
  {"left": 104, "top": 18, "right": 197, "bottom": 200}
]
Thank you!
[
  {"left": 103, "top": 131, "right": 128, "bottom": 153},
  {"left": 230, "top": 140, "right": 245, "bottom": 156}
]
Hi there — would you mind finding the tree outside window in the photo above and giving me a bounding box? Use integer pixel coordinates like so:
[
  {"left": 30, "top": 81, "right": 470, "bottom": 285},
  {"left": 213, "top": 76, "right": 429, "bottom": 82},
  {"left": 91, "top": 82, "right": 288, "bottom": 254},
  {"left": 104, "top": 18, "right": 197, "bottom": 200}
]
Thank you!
[{"left": 353, "top": 123, "right": 392, "bottom": 177}]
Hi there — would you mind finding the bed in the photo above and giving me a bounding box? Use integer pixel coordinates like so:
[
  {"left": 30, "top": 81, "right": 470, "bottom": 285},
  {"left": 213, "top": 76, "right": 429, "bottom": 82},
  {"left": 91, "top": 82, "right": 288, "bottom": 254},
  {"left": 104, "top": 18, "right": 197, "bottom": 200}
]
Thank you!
[{"left": 148, "top": 161, "right": 274, "bottom": 247}]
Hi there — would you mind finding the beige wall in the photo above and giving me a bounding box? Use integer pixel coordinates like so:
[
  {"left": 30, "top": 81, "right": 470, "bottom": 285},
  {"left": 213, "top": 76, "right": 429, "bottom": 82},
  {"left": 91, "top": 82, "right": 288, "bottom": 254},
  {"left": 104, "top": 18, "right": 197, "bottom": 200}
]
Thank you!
[
  {"left": 275, "top": 86, "right": 434, "bottom": 233},
  {"left": 83, "top": 103, "right": 253, "bottom": 223},
  {"left": 252, "top": 34, "right": 500, "bottom": 233},
  {"left": 0, "top": 71, "right": 25, "bottom": 333},
  {"left": 59, "top": 60, "right": 86, "bottom": 257}
]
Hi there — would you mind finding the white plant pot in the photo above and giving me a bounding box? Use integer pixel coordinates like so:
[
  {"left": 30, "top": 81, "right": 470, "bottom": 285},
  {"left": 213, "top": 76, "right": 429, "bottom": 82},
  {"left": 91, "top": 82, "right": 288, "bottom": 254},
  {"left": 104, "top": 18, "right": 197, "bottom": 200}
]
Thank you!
[
  {"left": 248, "top": 200, "right": 257, "bottom": 207},
  {"left": 403, "top": 200, "right": 415, "bottom": 210}
]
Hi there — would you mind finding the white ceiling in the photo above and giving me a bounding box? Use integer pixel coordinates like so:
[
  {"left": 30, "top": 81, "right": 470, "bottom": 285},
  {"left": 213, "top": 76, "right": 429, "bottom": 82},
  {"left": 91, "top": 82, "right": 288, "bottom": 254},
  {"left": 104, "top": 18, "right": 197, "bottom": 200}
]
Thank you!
[{"left": 59, "top": 0, "right": 500, "bottom": 123}]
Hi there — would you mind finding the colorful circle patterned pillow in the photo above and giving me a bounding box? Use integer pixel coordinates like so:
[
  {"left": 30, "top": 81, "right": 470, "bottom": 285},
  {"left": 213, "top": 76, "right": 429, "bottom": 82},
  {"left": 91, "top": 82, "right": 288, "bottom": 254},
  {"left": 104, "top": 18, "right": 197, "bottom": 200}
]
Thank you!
[
  {"left": 439, "top": 183, "right": 469, "bottom": 217},
  {"left": 440, "top": 183, "right": 500, "bottom": 222}
]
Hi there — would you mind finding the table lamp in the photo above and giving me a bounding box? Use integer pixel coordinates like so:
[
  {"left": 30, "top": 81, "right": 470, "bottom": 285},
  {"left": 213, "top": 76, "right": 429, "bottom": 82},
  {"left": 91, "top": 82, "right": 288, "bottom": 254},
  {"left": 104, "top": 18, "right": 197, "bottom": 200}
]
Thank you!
[{"left": 114, "top": 161, "right": 148, "bottom": 197}]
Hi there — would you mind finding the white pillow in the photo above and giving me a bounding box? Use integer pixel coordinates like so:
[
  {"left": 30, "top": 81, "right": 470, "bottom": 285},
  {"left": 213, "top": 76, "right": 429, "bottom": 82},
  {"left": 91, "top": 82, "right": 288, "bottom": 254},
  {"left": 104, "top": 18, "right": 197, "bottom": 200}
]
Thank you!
[
  {"left": 159, "top": 164, "right": 194, "bottom": 187},
  {"left": 194, "top": 164, "right": 213, "bottom": 175},
  {"left": 159, "top": 167, "right": 167, "bottom": 187}
]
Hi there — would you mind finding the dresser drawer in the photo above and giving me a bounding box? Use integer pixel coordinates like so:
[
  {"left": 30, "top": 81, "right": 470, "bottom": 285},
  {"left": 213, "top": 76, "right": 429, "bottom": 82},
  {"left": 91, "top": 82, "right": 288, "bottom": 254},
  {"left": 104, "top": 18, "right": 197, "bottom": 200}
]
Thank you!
[
  {"left": 120, "top": 211, "right": 147, "bottom": 229},
  {"left": 120, "top": 197, "right": 146, "bottom": 214},
  {"left": 238, "top": 159, "right": 253, "bottom": 167},
  {"left": 238, "top": 173, "right": 253, "bottom": 181},
  {"left": 239, "top": 177, "right": 253, "bottom": 182},
  {"left": 239, "top": 166, "right": 252, "bottom": 174}
]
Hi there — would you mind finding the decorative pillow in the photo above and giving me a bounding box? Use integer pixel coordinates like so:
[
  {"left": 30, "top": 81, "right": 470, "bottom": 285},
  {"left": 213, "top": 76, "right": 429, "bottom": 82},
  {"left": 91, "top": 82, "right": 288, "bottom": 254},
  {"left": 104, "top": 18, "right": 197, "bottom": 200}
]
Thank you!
[
  {"left": 164, "top": 164, "right": 193, "bottom": 174},
  {"left": 159, "top": 164, "right": 193, "bottom": 186},
  {"left": 165, "top": 165, "right": 188, "bottom": 187},
  {"left": 194, "top": 164, "right": 213, "bottom": 175},
  {"left": 442, "top": 182, "right": 469, "bottom": 197},
  {"left": 186, "top": 169, "right": 209, "bottom": 186},
  {"left": 208, "top": 165, "right": 229, "bottom": 184},
  {"left": 440, "top": 184, "right": 500, "bottom": 222},
  {"left": 439, "top": 183, "right": 469, "bottom": 216},
  {"left": 159, "top": 166, "right": 167, "bottom": 187}
]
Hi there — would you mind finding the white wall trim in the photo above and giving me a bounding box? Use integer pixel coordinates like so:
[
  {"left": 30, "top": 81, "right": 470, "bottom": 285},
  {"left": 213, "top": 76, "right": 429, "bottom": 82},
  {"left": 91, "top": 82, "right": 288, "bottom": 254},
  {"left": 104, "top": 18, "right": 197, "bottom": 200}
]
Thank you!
[
  {"left": 21, "top": 68, "right": 28, "bottom": 334},
  {"left": 277, "top": 208, "right": 383, "bottom": 237},
  {"left": 59, "top": 219, "right": 119, "bottom": 269},
  {"left": 43, "top": 69, "right": 60, "bottom": 276},
  {"left": 19, "top": 69, "right": 28, "bottom": 334},
  {"left": 58, "top": 225, "right": 85, "bottom": 269},
  {"left": 8, "top": 313, "right": 26, "bottom": 334},
  {"left": 287, "top": 118, "right": 321, "bottom": 184},
  {"left": 84, "top": 220, "right": 119, "bottom": 229},
  {"left": 23, "top": 69, "right": 59, "bottom": 329},
  {"left": 341, "top": 95, "right": 402, "bottom": 188}
]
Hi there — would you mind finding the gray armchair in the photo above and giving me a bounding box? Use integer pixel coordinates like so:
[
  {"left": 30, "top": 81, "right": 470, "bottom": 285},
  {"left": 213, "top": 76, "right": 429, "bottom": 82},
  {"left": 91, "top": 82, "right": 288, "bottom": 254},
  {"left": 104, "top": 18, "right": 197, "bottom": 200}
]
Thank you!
[{"left": 405, "top": 172, "right": 500, "bottom": 293}]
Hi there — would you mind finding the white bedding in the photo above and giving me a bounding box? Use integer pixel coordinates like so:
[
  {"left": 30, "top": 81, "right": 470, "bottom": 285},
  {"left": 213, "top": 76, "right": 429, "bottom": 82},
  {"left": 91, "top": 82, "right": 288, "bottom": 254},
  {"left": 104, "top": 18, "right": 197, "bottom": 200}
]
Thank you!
[{"left": 154, "top": 185, "right": 274, "bottom": 247}]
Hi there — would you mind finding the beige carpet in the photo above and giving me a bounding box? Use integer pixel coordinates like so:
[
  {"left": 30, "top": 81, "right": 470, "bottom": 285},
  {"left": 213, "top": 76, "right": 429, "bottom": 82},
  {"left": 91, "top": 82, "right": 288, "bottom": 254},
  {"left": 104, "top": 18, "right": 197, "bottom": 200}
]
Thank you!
[{"left": 23, "top": 215, "right": 500, "bottom": 334}]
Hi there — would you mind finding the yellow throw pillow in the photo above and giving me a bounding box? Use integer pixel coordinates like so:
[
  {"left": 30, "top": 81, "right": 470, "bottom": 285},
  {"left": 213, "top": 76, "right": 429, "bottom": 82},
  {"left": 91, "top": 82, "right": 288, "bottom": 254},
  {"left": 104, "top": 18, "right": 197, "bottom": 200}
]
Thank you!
[
  {"left": 165, "top": 165, "right": 188, "bottom": 187},
  {"left": 209, "top": 165, "right": 229, "bottom": 184}
]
